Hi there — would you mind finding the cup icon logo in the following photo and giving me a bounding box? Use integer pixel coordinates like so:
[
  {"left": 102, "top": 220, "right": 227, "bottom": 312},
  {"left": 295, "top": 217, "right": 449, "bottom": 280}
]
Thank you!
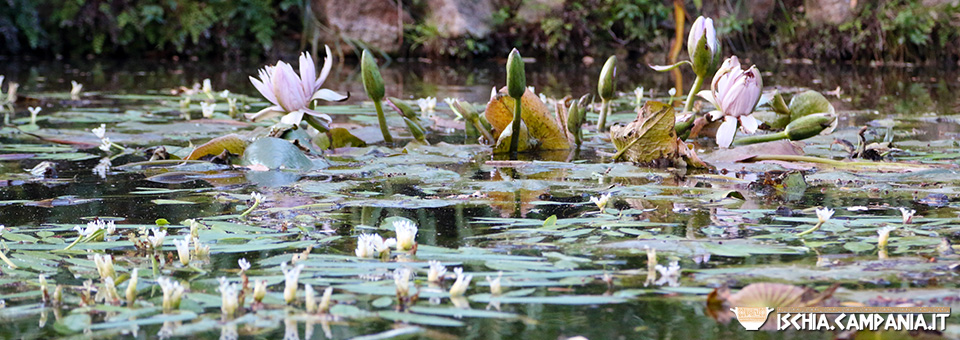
[{"left": 730, "top": 307, "right": 774, "bottom": 330}]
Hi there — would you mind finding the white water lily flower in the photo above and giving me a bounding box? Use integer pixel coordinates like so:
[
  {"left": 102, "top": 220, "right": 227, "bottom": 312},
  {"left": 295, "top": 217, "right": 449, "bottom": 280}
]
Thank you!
[
  {"left": 899, "top": 207, "right": 915, "bottom": 224},
  {"left": 148, "top": 228, "right": 167, "bottom": 249},
  {"left": 449, "top": 267, "right": 472, "bottom": 297},
  {"left": 251, "top": 192, "right": 264, "bottom": 203},
  {"left": 416, "top": 97, "right": 436, "bottom": 112},
  {"left": 28, "top": 106, "right": 41, "bottom": 116},
  {"left": 73, "top": 221, "right": 102, "bottom": 238},
  {"left": 877, "top": 226, "right": 896, "bottom": 248},
  {"left": 253, "top": 279, "right": 268, "bottom": 303},
  {"left": 91, "top": 124, "right": 107, "bottom": 139},
  {"left": 219, "top": 277, "right": 239, "bottom": 317},
  {"left": 427, "top": 260, "right": 447, "bottom": 283},
  {"left": 220, "top": 90, "right": 230, "bottom": 98},
  {"left": 698, "top": 56, "right": 763, "bottom": 148},
  {"left": 238, "top": 258, "right": 251, "bottom": 272},
  {"left": 70, "top": 81, "right": 83, "bottom": 100},
  {"left": 227, "top": 97, "right": 238, "bottom": 114},
  {"left": 394, "top": 220, "right": 418, "bottom": 251},
  {"left": 486, "top": 271, "right": 503, "bottom": 296},
  {"left": 246, "top": 46, "right": 347, "bottom": 128},
  {"left": 281, "top": 262, "right": 305, "bottom": 304},
  {"left": 194, "top": 238, "right": 210, "bottom": 257},
  {"left": 157, "top": 277, "right": 185, "bottom": 312},
  {"left": 93, "top": 254, "right": 115, "bottom": 280},
  {"left": 200, "top": 101, "right": 216, "bottom": 118},
  {"left": 590, "top": 193, "right": 611, "bottom": 211},
  {"left": 173, "top": 237, "right": 191, "bottom": 266},
  {"left": 816, "top": 207, "right": 834, "bottom": 224},
  {"left": 393, "top": 267, "right": 412, "bottom": 297},
  {"left": 99, "top": 137, "right": 112, "bottom": 152},
  {"left": 443, "top": 97, "right": 456, "bottom": 110}
]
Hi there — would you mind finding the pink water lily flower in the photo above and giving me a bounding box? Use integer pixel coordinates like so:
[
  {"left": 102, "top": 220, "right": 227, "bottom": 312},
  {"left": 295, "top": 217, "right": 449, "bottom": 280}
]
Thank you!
[
  {"left": 698, "top": 56, "right": 763, "bottom": 148},
  {"left": 246, "top": 45, "right": 347, "bottom": 128}
]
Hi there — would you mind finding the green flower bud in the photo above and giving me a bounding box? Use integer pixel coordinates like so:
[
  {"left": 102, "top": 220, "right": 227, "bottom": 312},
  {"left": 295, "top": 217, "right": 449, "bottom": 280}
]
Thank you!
[
  {"left": 771, "top": 90, "right": 790, "bottom": 115},
  {"left": 599, "top": 56, "right": 617, "bottom": 101},
  {"left": 506, "top": 49, "right": 526, "bottom": 99},
  {"left": 688, "top": 16, "right": 720, "bottom": 77},
  {"left": 567, "top": 98, "right": 584, "bottom": 146},
  {"left": 361, "top": 49, "right": 385, "bottom": 102},
  {"left": 786, "top": 113, "right": 836, "bottom": 141}
]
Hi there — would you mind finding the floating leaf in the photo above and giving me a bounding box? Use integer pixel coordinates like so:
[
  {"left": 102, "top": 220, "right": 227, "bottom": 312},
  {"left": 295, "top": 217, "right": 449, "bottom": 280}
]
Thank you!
[{"left": 185, "top": 134, "right": 247, "bottom": 161}]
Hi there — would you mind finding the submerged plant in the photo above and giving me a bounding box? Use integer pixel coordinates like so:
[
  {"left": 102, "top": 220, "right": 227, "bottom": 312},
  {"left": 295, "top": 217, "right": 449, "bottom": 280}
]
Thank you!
[
  {"left": 597, "top": 55, "right": 616, "bottom": 132},
  {"left": 361, "top": 49, "right": 392, "bottom": 143},
  {"left": 246, "top": 46, "right": 347, "bottom": 130}
]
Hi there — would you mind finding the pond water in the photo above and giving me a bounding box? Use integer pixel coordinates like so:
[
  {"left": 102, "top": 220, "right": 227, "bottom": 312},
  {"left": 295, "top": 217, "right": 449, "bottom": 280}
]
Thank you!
[{"left": 0, "top": 57, "right": 959, "bottom": 339}]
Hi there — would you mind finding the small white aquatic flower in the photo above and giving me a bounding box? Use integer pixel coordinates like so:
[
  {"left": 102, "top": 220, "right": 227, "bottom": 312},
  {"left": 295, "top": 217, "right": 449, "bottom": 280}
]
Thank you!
[
  {"left": 70, "top": 81, "right": 83, "bottom": 100},
  {"left": 251, "top": 192, "right": 264, "bottom": 204},
  {"left": 202, "top": 79, "right": 213, "bottom": 97},
  {"left": 246, "top": 46, "right": 346, "bottom": 128},
  {"left": 305, "top": 284, "right": 318, "bottom": 313},
  {"left": 252, "top": 279, "right": 267, "bottom": 303},
  {"left": 393, "top": 267, "right": 412, "bottom": 297},
  {"left": 394, "top": 220, "right": 418, "bottom": 251},
  {"left": 449, "top": 267, "right": 472, "bottom": 297},
  {"left": 102, "top": 276, "right": 120, "bottom": 302},
  {"left": 816, "top": 207, "right": 834, "bottom": 224},
  {"left": 443, "top": 97, "right": 456, "bottom": 109},
  {"left": 590, "top": 193, "right": 612, "bottom": 211},
  {"left": 355, "top": 233, "right": 395, "bottom": 258},
  {"left": 219, "top": 277, "right": 239, "bottom": 317},
  {"left": 227, "top": 97, "right": 238, "bottom": 114},
  {"left": 318, "top": 286, "right": 333, "bottom": 313},
  {"left": 281, "top": 262, "right": 305, "bottom": 304},
  {"left": 427, "top": 260, "right": 447, "bottom": 283},
  {"left": 93, "top": 254, "right": 116, "bottom": 280},
  {"left": 486, "top": 271, "right": 503, "bottom": 296},
  {"left": 93, "top": 157, "right": 111, "bottom": 179},
  {"left": 125, "top": 268, "right": 138, "bottom": 304},
  {"left": 91, "top": 124, "right": 107, "bottom": 139},
  {"left": 877, "top": 226, "right": 896, "bottom": 248},
  {"left": 73, "top": 221, "right": 102, "bottom": 238},
  {"left": 28, "top": 106, "right": 41, "bottom": 124},
  {"left": 654, "top": 260, "right": 681, "bottom": 287},
  {"left": 38, "top": 274, "right": 48, "bottom": 302},
  {"left": 219, "top": 90, "right": 230, "bottom": 98},
  {"left": 634, "top": 87, "right": 644, "bottom": 107},
  {"left": 238, "top": 258, "right": 251, "bottom": 273},
  {"left": 194, "top": 238, "right": 210, "bottom": 257},
  {"left": 99, "top": 137, "right": 112, "bottom": 152},
  {"left": 173, "top": 237, "right": 191, "bottom": 266},
  {"left": 200, "top": 101, "right": 216, "bottom": 118},
  {"left": 157, "top": 277, "right": 185, "bottom": 312},
  {"left": 148, "top": 228, "right": 167, "bottom": 249},
  {"left": 668, "top": 87, "right": 677, "bottom": 97},
  {"left": 899, "top": 207, "right": 915, "bottom": 224},
  {"left": 416, "top": 97, "right": 436, "bottom": 112}
]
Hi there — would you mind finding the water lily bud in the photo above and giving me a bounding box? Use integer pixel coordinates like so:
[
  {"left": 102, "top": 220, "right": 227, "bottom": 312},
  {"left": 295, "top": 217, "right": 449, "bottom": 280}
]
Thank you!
[
  {"left": 598, "top": 56, "right": 617, "bottom": 101},
  {"left": 361, "top": 49, "right": 385, "bottom": 102},
  {"left": 785, "top": 113, "right": 836, "bottom": 141},
  {"left": 771, "top": 90, "right": 790, "bottom": 115},
  {"left": 687, "top": 16, "right": 720, "bottom": 76},
  {"left": 566, "top": 99, "right": 584, "bottom": 146},
  {"left": 506, "top": 49, "right": 526, "bottom": 99},
  {"left": 877, "top": 226, "right": 896, "bottom": 249},
  {"left": 219, "top": 277, "right": 239, "bottom": 318},
  {"left": 53, "top": 285, "right": 63, "bottom": 305},
  {"left": 174, "top": 238, "right": 190, "bottom": 266},
  {"left": 126, "top": 268, "right": 138, "bottom": 305},
  {"left": 281, "top": 262, "right": 304, "bottom": 304},
  {"left": 38, "top": 275, "right": 48, "bottom": 303},
  {"left": 318, "top": 287, "right": 333, "bottom": 313},
  {"left": 305, "top": 284, "right": 317, "bottom": 313},
  {"left": 93, "top": 254, "right": 116, "bottom": 280}
]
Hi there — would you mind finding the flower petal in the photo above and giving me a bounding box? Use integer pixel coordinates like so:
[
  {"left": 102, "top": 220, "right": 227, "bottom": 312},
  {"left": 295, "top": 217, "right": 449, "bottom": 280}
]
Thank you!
[
  {"left": 312, "top": 89, "right": 348, "bottom": 102},
  {"left": 279, "top": 111, "right": 305, "bottom": 126},
  {"left": 249, "top": 76, "right": 278, "bottom": 106},
  {"left": 697, "top": 90, "right": 718, "bottom": 108},
  {"left": 739, "top": 114, "right": 758, "bottom": 134},
  {"left": 716, "top": 116, "right": 738, "bottom": 148},
  {"left": 299, "top": 52, "right": 317, "bottom": 99},
  {"left": 244, "top": 106, "right": 285, "bottom": 122},
  {"left": 316, "top": 45, "right": 334, "bottom": 92},
  {"left": 272, "top": 62, "right": 307, "bottom": 112}
]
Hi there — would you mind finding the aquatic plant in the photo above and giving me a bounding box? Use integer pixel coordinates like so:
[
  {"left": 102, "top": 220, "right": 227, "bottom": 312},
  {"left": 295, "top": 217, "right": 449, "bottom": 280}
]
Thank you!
[
  {"left": 393, "top": 219, "right": 418, "bottom": 251},
  {"left": 699, "top": 56, "right": 762, "bottom": 148},
  {"left": 505, "top": 48, "right": 526, "bottom": 156},
  {"left": 246, "top": 46, "right": 347, "bottom": 131},
  {"left": 597, "top": 55, "right": 616, "bottom": 132},
  {"left": 281, "top": 262, "right": 305, "bottom": 304},
  {"left": 427, "top": 260, "right": 447, "bottom": 283},
  {"left": 361, "top": 49, "right": 393, "bottom": 143},
  {"left": 449, "top": 267, "right": 472, "bottom": 297}
]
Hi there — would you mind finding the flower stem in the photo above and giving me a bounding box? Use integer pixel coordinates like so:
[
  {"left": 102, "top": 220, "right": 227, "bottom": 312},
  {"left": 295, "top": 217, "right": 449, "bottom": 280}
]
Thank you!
[
  {"left": 683, "top": 75, "right": 704, "bottom": 114},
  {"left": 508, "top": 97, "right": 522, "bottom": 157},
  {"left": 796, "top": 221, "right": 824, "bottom": 237},
  {"left": 239, "top": 199, "right": 261, "bottom": 220},
  {"left": 373, "top": 100, "right": 393, "bottom": 143},
  {"left": 732, "top": 131, "right": 789, "bottom": 146},
  {"left": 597, "top": 99, "right": 610, "bottom": 132}
]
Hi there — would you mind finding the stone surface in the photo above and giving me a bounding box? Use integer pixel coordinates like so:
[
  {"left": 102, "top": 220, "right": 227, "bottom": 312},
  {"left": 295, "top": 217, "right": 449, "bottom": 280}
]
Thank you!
[
  {"left": 426, "top": 0, "right": 495, "bottom": 38},
  {"left": 515, "top": 0, "right": 565, "bottom": 25},
  {"left": 803, "top": 0, "right": 855, "bottom": 26},
  {"left": 312, "top": 0, "right": 410, "bottom": 53}
]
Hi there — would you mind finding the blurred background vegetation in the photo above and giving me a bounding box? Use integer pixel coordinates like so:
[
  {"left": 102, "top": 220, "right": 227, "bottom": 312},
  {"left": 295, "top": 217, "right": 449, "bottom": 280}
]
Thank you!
[{"left": 1, "top": 0, "right": 958, "bottom": 64}]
